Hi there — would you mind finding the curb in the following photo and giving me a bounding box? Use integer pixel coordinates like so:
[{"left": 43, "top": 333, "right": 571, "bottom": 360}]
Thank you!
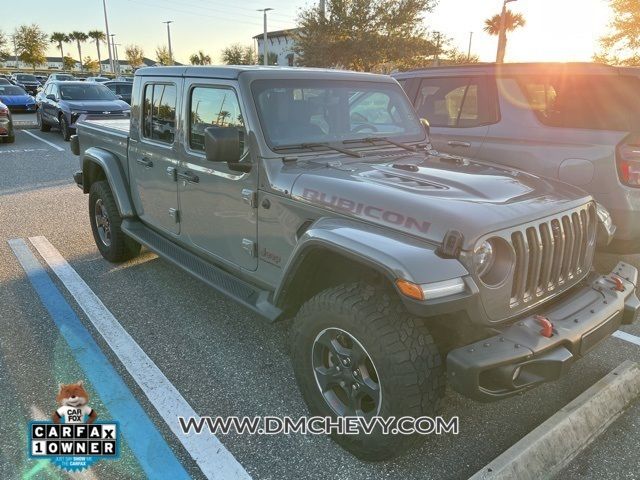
[{"left": 469, "top": 360, "right": 640, "bottom": 480}]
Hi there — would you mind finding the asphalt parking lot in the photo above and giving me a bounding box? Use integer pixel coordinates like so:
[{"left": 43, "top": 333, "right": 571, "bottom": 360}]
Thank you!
[{"left": 2, "top": 127, "right": 640, "bottom": 479}]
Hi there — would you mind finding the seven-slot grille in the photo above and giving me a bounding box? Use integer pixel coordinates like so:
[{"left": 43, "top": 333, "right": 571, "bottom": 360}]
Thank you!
[{"left": 510, "top": 204, "right": 596, "bottom": 307}]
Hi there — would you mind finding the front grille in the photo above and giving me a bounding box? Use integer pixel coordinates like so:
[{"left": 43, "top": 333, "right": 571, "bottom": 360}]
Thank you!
[{"left": 510, "top": 204, "right": 596, "bottom": 307}]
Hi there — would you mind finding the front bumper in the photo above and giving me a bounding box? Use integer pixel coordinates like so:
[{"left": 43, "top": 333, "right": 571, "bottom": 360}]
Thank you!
[{"left": 447, "top": 262, "right": 639, "bottom": 402}]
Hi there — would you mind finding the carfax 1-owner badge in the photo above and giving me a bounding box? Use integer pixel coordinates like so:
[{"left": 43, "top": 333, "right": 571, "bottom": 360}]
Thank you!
[{"left": 28, "top": 381, "right": 120, "bottom": 472}]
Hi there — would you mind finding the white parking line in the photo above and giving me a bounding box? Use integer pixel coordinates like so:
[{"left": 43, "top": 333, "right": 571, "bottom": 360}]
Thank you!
[
  {"left": 21, "top": 130, "right": 65, "bottom": 152},
  {"left": 613, "top": 330, "right": 640, "bottom": 347},
  {"left": 29, "top": 236, "right": 251, "bottom": 480}
]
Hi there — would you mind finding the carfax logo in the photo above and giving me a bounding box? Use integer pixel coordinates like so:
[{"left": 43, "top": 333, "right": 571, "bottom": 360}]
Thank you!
[{"left": 28, "top": 381, "right": 120, "bottom": 472}]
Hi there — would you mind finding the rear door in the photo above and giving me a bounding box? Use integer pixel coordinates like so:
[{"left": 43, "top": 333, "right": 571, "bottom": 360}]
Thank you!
[
  {"left": 412, "top": 76, "right": 498, "bottom": 157},
  {"left": 128, "top": 80, "right": 181, "bottom": 235}
]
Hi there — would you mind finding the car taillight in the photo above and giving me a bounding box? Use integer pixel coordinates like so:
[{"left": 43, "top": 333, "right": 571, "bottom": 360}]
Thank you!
[{"left": 617, "top": 133, "right": 640, "bottom": 187}]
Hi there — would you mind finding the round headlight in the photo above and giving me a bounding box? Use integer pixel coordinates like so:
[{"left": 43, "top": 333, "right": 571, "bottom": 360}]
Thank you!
[
  {"left": 474, "top": 240, "right": 495, "bottom": 278},
  {"left": 473, "top": 237, "right": 513, "bottom": 287}
]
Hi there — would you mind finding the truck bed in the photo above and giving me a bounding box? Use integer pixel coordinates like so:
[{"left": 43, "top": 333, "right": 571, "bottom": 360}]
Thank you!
[{"left": 76, "top": 116, "right": 131, "bottom": 173}]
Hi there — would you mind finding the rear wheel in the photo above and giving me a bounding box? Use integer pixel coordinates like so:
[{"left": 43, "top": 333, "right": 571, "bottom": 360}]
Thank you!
[
  {"left": 89, "top": 181, "right": 141, "bottom": 263},
  {"left": 290, "top": 283, "right": 446, "bottom": 460},
  {"left": 37, "top": 109, "right": 51, "bottom": 132}
]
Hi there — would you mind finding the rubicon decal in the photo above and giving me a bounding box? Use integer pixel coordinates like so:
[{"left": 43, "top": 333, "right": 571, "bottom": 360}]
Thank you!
[{"left": 301, "top": 188, "right": 431, "bottom": 233}]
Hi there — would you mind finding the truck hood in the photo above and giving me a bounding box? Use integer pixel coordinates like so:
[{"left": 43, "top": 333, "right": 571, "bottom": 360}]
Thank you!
[
  {"left": 61, "top": 100, "right": 129, "bottom": 112},
  {"left": 291, "top": 152, "right": 591, "bottom": 249}
]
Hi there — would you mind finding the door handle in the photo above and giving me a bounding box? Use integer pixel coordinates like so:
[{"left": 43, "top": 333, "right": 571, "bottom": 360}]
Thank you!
[
  {"left": 177, "top": 171, "right": 199, "bottom": 183},
  {"left": 136, "top": 157, "right": 153, "bottom": 168},
  {"left": 447, "top": 141, "right": 471, "bottom": 148}
]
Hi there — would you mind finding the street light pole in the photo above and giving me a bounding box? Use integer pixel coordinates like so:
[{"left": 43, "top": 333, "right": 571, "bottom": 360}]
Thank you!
[
  {"left": 102, "top": 0, "right": 114, "bottom": 74},
  {"left": 496, "top": 0, "right": 517, "bottom": 63},
  {"left": 467, "top": 32, "right": 474, "bottom": 62},
  {"left": 110, "top": 34, "right": 119, "bottom": 75},
  {"left": 257, "top": 8, "right": 273, "bottom": 66},
  {"left": 163, "top": 21, "right": 174, "bottom": 65}
]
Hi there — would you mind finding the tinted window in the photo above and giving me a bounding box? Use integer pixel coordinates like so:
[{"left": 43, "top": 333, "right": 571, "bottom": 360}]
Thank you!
[
  {"left": 59, "top": 84, "right": 117, "bottom": 100},
  {"left": 143, "top": 84, "right": 177, "bottom": 144},
  {"left": 116, "top": 84, "right": 132, "bottom": 95},
  {"left": 0, "top": 86, "right": 27, "bottom": 95},
  {"left": 17, "top": 74, "right": 37, "bottom": 82},
  {"left": 189, "top": 86, "right": 244, "bottom": 152},
  {"left": 517, "top": 74, "right": 640, "bottom": 131},
  {"left": 414, "top": 77, "right": 498, "bottom": 128},
  {"left": 252, "top": 80, "right": 423, "bottom": 147}
]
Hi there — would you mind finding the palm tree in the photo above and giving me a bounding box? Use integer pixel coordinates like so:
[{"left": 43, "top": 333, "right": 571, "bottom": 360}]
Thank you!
[
  {"left": 484, "top": 10, "right": 526, "bottom": 63},
  {"left": 87, "top": 30, "right": 106, "bottom": 74},
  {"left": 50, "top": 32, "right": 69, "bottom": 64},
  {"left": 189, "top": 50, "right": 211, "bottom": 65},
  {"left": 68, "top": 31, "right": 89, "bottom": 71}
]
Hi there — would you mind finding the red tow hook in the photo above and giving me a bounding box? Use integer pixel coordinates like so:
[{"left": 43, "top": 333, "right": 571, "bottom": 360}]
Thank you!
[
  {"left": 534, "top": 315, "right": 554, "bottom": 338},
  {"left": 608, "top": 275, "right": 625, "bottom": 292}
]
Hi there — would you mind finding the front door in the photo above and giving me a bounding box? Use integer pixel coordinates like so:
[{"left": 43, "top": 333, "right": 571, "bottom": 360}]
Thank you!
[
  {"left": 177, "top": 81, "right": 258, "bottom": 271},
  {"left": 128, "top": 81, "right": 181, "bottom": 235}
]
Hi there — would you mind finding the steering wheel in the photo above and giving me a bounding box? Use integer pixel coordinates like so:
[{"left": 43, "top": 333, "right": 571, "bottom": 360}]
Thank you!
[{"left": 352, "top": 123, "right": 379, "bottom": 133}]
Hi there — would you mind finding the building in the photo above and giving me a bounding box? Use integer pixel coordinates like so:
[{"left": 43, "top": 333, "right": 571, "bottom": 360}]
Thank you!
[
  {"left": 0, "top": 56, "right": 80, "bottom": 70},
  {"left": 253, "top": 29, "right": 300, "bottom": 67},
  {"left": 100, "top": 57, "right": 160, "bottom": 74}
]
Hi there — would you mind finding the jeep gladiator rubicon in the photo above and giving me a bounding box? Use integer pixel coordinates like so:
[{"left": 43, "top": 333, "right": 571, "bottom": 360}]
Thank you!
[{"left": 70, "top": 66, "right": 639, "bottom": 460}]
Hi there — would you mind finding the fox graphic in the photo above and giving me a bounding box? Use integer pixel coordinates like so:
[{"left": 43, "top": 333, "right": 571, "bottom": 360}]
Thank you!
[{"left": 52, "top": 381, "right": 98, "bottom": 424}]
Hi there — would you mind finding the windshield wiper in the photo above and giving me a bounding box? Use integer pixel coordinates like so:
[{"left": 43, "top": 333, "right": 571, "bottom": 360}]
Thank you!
[
  {"left": 272, "top": 142, "right": 362, "bottom": 158},
  {"left": 343, "top": 136, "right": 417, "bottom": 152}
]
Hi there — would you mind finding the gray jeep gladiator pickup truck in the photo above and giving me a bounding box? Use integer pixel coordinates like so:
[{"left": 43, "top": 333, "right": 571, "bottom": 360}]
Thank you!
[{"left": 70, "top": 66, "right": 639, "bottom": 460}]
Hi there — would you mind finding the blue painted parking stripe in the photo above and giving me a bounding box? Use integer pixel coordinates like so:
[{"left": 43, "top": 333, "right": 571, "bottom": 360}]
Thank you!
[{"left": 8, "top": 238, "right": 190, "bottom": 480}]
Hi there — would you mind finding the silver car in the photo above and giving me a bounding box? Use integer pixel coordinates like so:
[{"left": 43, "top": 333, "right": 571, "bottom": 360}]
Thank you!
[{"left": 394, "top": 63, "right": 640, "bottom": 252}]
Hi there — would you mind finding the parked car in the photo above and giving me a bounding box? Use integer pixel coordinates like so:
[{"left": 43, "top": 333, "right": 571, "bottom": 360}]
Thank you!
[
  {"left": 0, "top": 85, "right": 37, "bottom": 112},
  {"left": 85, "top": 76, "right": 110, "bottom": 83},
  {"left": 37, "top": 81, "right": 130, "bottom": 140},
  {"left": 45, "top": 73, "right": 76, "bottom": 84},
  {"left": 0, "top": 74, "right": 15, "bottom": 84},
  {"left": 115, "top": 76, "right": 134, "bottom": 83},
  {"left": 11, "top": 73, "right": 41, "bottom": 95},
  {"left": 0, "top": 78, "right": 12, "bottom": 86},
  {"left": 394, "top": 62, "right": 640, "bottom": 253},
  {"left": 70, "top": 66, "right": 635, "bottom": 460},
  {"left": 36, "top": 75, "right": 49, "bottom": 84},
  {"left": 0, "top": 101, "right": 14, "bottom": 143},
  {"left": 102, "top": 80, "right": 132, "bottom": 104}
]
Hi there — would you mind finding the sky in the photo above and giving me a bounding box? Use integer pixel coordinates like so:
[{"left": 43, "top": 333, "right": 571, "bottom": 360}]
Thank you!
[{"left": 1, "top": 0, "right": 614, "bottom": 65}]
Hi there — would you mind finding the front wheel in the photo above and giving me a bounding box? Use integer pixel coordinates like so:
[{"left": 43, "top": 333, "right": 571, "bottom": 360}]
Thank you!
[
  {"left": 60, "top": 114, "right": 71, "bottom": 141},
  {"left": 37, "top": 109, "right": 51, "bottom": 132},
  {"left": 89, "top": 181, "right": 141, "bottom": 263},
  {"left": 290, "top": 283, "right": 445, "bottom": 460}
]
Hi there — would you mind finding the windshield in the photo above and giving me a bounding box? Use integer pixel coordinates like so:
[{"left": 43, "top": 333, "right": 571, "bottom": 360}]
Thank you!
[
  {"left": 0, "top": 86, "right": 27, "bottom": 96},
  {"left": 59, "top": 84, "right": 118, "bottom": 101},
  {"left": 251, "top": 79, "right": 424, "bottom": 149},
  {"left": 17, "top": 74, "right": 37, "bottom": 82},
  {"left": 56, "top": 75, "right": 75, "bottom": 81}
]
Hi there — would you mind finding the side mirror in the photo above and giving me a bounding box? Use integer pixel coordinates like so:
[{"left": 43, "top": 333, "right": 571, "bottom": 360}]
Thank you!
[
  {"left": 204, "top": 126, "right": 251, "bottom": 173},
  {"left": 46, "top": 94, "right": 56, "bottom": 101},
  {"left": 420, "top": 118, "right": 430, "bottom": 138}
]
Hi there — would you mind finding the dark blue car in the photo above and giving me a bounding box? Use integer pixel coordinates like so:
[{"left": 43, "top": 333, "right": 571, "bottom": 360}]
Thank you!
[
  {"left": 0, "top": 85, "right": 37, "bottom": 112},
  {"left": 37, "top": 81, "right": 130, "bottom": 140}
]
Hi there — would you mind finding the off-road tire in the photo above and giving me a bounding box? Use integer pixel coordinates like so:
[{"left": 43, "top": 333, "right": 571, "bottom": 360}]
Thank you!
[
  {"left": 37, "top": 110, "right": 51, "bottom": 132},
  {"left": 290, "top": 282, "right": 446, "bottom": 461},
  {"left": 89, "top": 181, "right": 141, "bottom": 262}
]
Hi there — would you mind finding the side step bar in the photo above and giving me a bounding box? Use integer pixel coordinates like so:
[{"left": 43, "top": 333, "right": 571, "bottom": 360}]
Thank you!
[{"left": 121, "top": 219, "right": 282, "bottom": 322}]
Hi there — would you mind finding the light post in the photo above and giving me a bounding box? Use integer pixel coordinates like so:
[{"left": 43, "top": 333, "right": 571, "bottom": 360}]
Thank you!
[
  {"left": 110, "top": 34, "right": 119, "bottom": 75},
  {"left": 257, "top": 8, "right": 273, "bottom": 66},
  {"left": 102, "top": 0, "right": 114, "bottom": 74},
  {"left": 496, "top": 0, "right": 518, "bottom": 63},
  {"left": 467, "top": 32, "right": 474, "bottom": 62},
  {"left": 163, "top": 21, "right": 174, "bottom": 65}
]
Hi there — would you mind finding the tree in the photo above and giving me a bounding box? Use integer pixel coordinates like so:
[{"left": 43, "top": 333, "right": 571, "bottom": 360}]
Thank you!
[
  {"left": 155, "top": 45, "right": 172, "bottom": 65},
  {"left": 221, "top": 43, "right": 255, "bottom": 65},
  {"left": 125, "top": 44, "right": 145, "bottom": 70},
  {"left": 0, "top": 30, "right": 10, "bottom": 60},
  {"left": 484, "top": 10, "right": 526, "bottom": 63},
  {"left": 595, "top": 0, "right": 640, "bottom": 66},
  {"left": 63, "top": 55, "right": 77, "bottom": 71},
  {"left": 69, "top": 31, "right": 89, "bottom": 72},
  {"left": 257, "top": 52, "right": 278, "bottom": 65},
  {"left": 88, "top": 30, "right": 106, "bottom": 73},
  {"left": 50, "top": 32, "right": 69, "bottom": 63},
  {"left": 189, "top": 50, "right": 212, "bottom": 65},
  {"left": 83, "top": 56, "right": 100, "bottom": 72},
  {"left": 294, "top": 0, "right": 437, "bottom": 72},
  {"left": 13, "top": 24, "right": 48, "bottom": 70},
  {"left": 441, "top": 48, "right": 480, "bottom": 65}
]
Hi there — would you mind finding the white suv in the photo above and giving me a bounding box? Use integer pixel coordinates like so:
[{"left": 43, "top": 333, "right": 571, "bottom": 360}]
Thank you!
[{"left": 394, "top": 63, "right": 640, "bottom": 252}]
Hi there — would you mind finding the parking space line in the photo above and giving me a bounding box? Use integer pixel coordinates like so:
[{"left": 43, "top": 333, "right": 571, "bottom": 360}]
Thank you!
[
  {"left": 613, "top": 330, "right": 640, "bottom": 347},
  {"left": 29, "top": 236, "right": 251, "bottom": 480},
  {"left": 20, "top": 130, "right": 65, "bottom": 152},
  {"left": 8, "top": 238, "right": 190, "bottom": 480}
]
